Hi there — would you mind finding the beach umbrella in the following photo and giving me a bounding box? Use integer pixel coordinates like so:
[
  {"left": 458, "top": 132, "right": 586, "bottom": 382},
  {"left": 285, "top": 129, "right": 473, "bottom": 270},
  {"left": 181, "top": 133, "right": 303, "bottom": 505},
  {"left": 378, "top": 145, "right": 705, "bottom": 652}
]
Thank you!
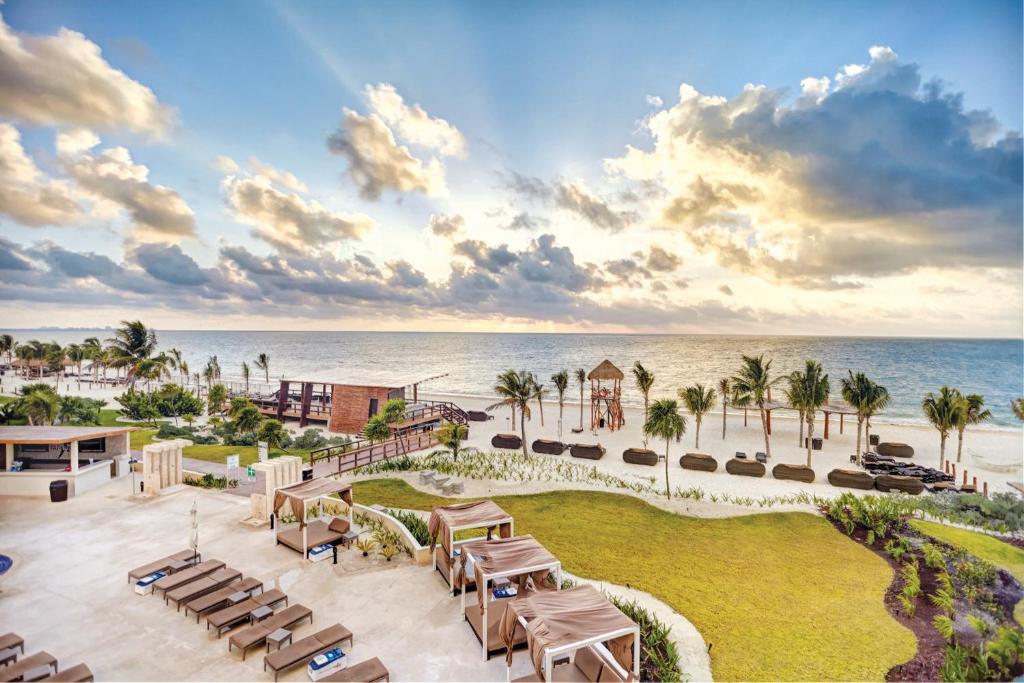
[{"left": 189, "top": 499, "right": 199, "bottom": 562}]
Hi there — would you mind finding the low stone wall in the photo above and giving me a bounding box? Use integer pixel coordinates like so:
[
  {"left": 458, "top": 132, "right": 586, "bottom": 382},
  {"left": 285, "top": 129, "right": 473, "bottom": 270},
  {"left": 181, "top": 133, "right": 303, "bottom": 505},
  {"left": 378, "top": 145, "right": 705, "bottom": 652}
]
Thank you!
[{"left": 352, "top": 503, "right": 432, "bottom": 565}]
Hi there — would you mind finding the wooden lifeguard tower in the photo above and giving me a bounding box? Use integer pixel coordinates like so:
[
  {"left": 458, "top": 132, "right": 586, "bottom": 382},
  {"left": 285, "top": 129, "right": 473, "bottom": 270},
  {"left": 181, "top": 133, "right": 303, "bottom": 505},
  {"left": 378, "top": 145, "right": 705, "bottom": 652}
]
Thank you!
[{"left": 588, "top": 360, "right": 625, "bottom": 431}]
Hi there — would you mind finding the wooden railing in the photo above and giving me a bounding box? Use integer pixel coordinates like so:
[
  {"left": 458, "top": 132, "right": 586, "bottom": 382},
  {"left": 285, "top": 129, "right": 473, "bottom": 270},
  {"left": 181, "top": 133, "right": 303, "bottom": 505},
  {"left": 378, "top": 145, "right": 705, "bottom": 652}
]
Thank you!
[{"left": 310, "top": 425, "right": 440, "bottom": 476}]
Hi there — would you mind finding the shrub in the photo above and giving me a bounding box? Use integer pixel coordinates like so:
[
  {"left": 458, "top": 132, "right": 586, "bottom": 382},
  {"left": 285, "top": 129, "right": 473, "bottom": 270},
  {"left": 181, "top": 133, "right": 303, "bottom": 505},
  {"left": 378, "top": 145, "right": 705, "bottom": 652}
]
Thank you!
[
  {"left": 385, "top": 508, "right": 430, "bottom": 546},
  {"left": 607, "top": 594, "right": 683, "bottom": 682},
  {"left": 184, "top": 472, "right": 236, "bottom": 489},
  {"left": 292, "top": 429, "right": 329, "bottom": 450},
  {"left": 823, "top": 492, "right": 910, "bottom": 544},
  {"left": 914, "top": 491, "right": 1024, "bottom": 533}
]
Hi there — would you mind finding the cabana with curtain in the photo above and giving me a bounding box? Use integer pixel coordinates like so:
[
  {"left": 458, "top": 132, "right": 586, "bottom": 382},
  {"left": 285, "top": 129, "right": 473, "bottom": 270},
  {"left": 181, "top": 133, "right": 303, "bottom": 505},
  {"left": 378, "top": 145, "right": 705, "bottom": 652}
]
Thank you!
[
  {"left": 271, "top": 478, "right": 353, "bottom": 559},
  {"left": 428, "top": 500, "right": 514, "bottom": 593},
  {"left": 456, "top": 535, "right": 561, "bottom": 661},
  {"left": 500, "top": 585, "right": 640, "bottom": 682}
]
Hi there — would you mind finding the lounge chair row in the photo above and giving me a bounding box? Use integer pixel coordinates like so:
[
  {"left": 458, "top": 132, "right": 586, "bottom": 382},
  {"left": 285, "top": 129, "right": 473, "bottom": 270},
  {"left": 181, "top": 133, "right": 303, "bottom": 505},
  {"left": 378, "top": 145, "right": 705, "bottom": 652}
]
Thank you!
[
  {"left": 0, "top": 633, "right": 92, "bottom": 682},
  {"left": 493, "top": 434, "right": 610, "bottom": 461}
]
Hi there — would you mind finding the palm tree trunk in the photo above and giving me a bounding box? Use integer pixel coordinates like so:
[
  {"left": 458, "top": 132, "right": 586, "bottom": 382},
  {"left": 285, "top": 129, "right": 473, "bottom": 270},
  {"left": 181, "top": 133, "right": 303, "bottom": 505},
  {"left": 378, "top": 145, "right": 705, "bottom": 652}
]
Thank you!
[
  {"left": 538, "top": 396, "right": 544, "bottom": 426},
  {"left": 798, "top": 410, "right": 804, "bottom": 447},
  {"left": 743, "top": 408, "right": 748, "bottom": 427},
  {"left": 644, "top": 395, "right": 649, "bottom": 424},
  {"left": 939, "top": 433, "right": 947, "bottom": 470},
  {"left": 664, "top": 436, "right": 671, "bottom": 500},
  {"left": 721, "top": 402, "right": 727, "bottom": 439},
  {"left": 511, "top": 405, "right": 516, "bottom": 430},
  {"left": 758, "top": 404, "right": 771, "bottom": 457},
  {"left": 855, "top": 417, "right": 864, "bottom": 466},
  {"left": 695, "top": 418, "right": 701, "bottom": 450},
  {"left": 579, "top": 388, "right": 584, "bottom": 430},
  {"left": 520, "top": 402, "right": 528, "bottom": 458},
  {"left": 806, "top": 417, "right": 814, "bottom": 467},
  {"left": 956, "top": 429, "right": 964, "bottom": 463}
]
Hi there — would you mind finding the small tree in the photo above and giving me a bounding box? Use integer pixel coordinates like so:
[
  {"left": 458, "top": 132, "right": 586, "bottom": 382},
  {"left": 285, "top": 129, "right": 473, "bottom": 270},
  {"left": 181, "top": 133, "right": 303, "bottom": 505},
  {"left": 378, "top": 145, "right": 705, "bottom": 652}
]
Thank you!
[
  {"left": 954, "top": 394, "right": 991, "bottom": 463},
  {"left": 922, "top": 386, "right": 964, "bottom": 472},
  {"left": 381, "top": 398, "right": 407, "bottom": 425},
  {"left": 643, "top": 399, "right": 686, "bottom": 499},
  {"left": 680, "top": 384, "right": 716, "bottom": 450},
  {"left": 489, "top": 369, "right": 536, "bottom": 458},
  {"left": 551, "top": 370, "right": 569, "bottom": 439},
  {"left": 207, "top": 383, "right": 227, "bottom": 416},
  {"left": 227, "top": 396, "right": 253, "bottom": 419},
  {"left": 254, "top": 353, "right": 270, "bottom": 383},
  {"left": 241, "top": 362, "right": 251, "bottom": 393},
  {"left": 436, "top": 421, "right": 469, "bottom": 461},
  {"left": 234, "top": 405, "right": 263, "bottom": 435},
  {"left": 717, "top": 378, "right": 731, "bottom": 439},
  {"left": 259, "top": 419, "right": 288, "bottom": 450},
  {"left": 575, "top": 368, "right": 586, "bottom": 430},
  {"left": 786, "top": 361, "right": 830, "bottom": 467},
  {"left": 363, "top": 414, "right": 391, "bottom": 443}
]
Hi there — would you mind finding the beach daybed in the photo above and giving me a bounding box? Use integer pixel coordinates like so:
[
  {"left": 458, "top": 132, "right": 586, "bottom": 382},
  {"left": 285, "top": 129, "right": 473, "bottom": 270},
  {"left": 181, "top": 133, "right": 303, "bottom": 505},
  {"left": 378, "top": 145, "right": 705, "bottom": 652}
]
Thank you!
[
  {"left": 164, "top": 566, "right": 241, "bottom": 608},
  {"left": 875, "top": 474, "right": 925, "bottom": 495},
  {"left": 622, "top": 448, "right": 658, "bottom": 466},
  {"left": 492, "top": 434, "right": 523, "bottom": 450},
  {"left": 725, "top": 458, "right": 765, "bottom": 478},
  {"left": 183, "top": 577, "right": 262, "bottom": 622},
  {"left": 152, "top": 559, "right": 225, "bottom": 596},
  {"left": 500, "top": 584, "right": 639, "bottom": 682},
  {"left": 877, "top": 442, "right": 914, "bottom": 458},
  {"left": 429, "top": 500, "right": 514, "bottom": 593},
  {"left": 272, "top": 478, "right": 353, "bottom": 560},
  {"left": 532, "top": 439, "right": 567, "bottom": 456},
  {"left": 127, "top": 549, "right": 200, "bottom": 583},
  {"left": 468, "top": 410, "right": 492, "bottom": 422},
  {"left": 827, "top": 469, "right": 876, "bottom": 490},
  {"left": 41, "top": 664, "right": 93, "bottom": 682},
  {"left": 679, "top": 452, "right": 717, "bottom": 472},
  {"left": 772, "top": 463, "right": 815, "bottom": 483},
  {"left": 319, "top": 657, "right": 389, "bottom": 682},
  {"left": 0, "top": 652, "right": 57, "bottom": 682},
  {"left": 570, "top": 443, "right": 605, "bottom": 460},
  {"left": 206, "top": 590, "right": 288, "bottom": 636},
  {"left": 263, "top": 623, "right": 353, "bottom": 681},
  {"left": 458, "top": 535, "right": 561, "bottom": 660},
  {"left": 228, "top": 604, "right": 313, "bottom": 660},
  {"left": 0, "top": 633, "right": 24, "bottom": 655}
]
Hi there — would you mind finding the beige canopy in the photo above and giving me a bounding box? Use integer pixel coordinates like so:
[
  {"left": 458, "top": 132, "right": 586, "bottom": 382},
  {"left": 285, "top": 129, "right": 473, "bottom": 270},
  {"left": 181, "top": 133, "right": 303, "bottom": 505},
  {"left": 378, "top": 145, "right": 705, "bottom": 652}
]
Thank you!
[
  {"left": 428, "top": 500, "right": 513, "bottom": 553},
  {"left": 500, "top": 585, "right": 638, "bottom": 680},
  {"left": 587, "top": 359, "right": 624, "bottom": 381},
  {"left": 272, "top": 478, "right": 352, "bottom": 527},
  {"left": 456, "top": 535, "right": 559, "bottom": 607}
]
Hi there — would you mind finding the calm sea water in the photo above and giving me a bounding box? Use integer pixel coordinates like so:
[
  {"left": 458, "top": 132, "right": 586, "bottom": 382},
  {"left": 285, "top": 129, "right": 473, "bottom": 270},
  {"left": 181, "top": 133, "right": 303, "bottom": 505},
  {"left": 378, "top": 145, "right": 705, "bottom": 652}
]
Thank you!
[{"left": 4, "top": 330, "right": 1023, "bottom": 428}]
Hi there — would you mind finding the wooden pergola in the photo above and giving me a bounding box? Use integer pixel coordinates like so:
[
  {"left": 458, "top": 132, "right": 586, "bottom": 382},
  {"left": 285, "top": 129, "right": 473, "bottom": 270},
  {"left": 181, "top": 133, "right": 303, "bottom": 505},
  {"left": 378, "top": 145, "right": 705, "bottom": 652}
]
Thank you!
[
  {"left": 760, "top": 398, "right": 859, "bottom": 439},
  {"left": 588, "top": 360, "right": 624, "bottom": 431}
]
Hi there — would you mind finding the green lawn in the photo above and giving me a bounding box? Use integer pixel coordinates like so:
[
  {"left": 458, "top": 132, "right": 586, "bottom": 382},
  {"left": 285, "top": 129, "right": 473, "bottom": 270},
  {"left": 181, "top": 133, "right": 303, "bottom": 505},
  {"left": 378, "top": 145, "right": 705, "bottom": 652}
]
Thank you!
[
  {"left": 910, "top": 519, "right": 1024, "bottom": 624},
  {"left": 129, "top": 427, "right": 314, "bottom": 466},
  {"left": 353, "top": 478, "right": 915, "bottom": 681}
]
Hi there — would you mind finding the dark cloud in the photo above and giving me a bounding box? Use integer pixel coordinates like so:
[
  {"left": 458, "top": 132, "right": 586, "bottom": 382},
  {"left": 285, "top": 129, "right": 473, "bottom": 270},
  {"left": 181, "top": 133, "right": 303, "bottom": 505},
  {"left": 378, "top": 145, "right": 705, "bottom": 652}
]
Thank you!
[
  {"left": 453, "top": 239, "right": 519, "bottom": 273},
  {"left": 644, "top": 245, "right": 681, "bottom": 272},
  {"left": 428, "top": 213, "right": 464, "bottom": 237},
  {"left": 132, "top": 243, "right": 207, "bottom": 286},
  {"left": 718, "top": 284, "right": 734, "bottom": 296},
  {"left": 502, "top": 172, "right": 637, "bottom": 231},
  {"left": 504, "top": 212, "right": 547, "bottom": 231}
]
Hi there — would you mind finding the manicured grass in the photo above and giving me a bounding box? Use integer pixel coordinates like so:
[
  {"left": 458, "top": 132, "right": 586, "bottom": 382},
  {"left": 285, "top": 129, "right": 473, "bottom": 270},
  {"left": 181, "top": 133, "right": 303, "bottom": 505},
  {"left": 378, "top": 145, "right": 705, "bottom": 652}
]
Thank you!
[
  {"left": 910, "top": 519, "right": 1024, "bottom": 624},
  {"left": 353, "top": 478, "right": 916, "bottom": 681},
  {"left": 128, "top": 428, "right": 314, "bottom": 467}
]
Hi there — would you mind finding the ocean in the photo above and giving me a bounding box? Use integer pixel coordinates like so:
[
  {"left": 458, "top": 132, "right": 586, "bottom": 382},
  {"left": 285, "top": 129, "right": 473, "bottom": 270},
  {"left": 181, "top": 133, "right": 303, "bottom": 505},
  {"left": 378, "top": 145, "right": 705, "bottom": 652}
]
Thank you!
[{"left": 4, "top": 330, "right": 1023, "bottom": 429}]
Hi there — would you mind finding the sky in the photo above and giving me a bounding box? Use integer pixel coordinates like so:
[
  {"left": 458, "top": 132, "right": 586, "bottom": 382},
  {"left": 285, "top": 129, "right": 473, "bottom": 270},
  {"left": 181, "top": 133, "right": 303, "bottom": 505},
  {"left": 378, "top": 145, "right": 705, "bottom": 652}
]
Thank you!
[{"left": 0, "top": 0, "right": 1021, "bottom": 336}]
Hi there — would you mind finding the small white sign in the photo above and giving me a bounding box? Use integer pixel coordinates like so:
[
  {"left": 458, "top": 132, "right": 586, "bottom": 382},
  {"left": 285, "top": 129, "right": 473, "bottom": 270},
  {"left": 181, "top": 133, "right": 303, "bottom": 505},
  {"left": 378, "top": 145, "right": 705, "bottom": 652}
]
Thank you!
[
  {"left": 258, "top": 441, "right": 269, "bottom": 462},
  {"left": 226, "top": 454, "right": 240, "bottom": 470}
]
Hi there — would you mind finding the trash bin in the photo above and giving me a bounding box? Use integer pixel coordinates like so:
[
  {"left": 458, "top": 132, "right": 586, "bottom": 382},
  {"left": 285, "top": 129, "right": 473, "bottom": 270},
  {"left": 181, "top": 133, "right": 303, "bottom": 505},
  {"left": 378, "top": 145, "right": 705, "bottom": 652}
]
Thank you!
[
  {"left": 49, "top": 479, "right": 69, "bottom": 503},
  {"left": 302, "top": 467, "right": 314, "bottom": 481}
]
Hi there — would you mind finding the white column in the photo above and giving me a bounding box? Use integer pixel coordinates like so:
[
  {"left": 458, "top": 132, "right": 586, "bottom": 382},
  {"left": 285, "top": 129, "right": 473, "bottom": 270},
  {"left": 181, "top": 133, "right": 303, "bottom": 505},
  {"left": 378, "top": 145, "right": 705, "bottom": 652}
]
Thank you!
[
  {"left": 3, "top": 442, "right": 11, "bottom": 470},
  {"left": 69, "top": 441, "right": 79, "bottom": 474}
]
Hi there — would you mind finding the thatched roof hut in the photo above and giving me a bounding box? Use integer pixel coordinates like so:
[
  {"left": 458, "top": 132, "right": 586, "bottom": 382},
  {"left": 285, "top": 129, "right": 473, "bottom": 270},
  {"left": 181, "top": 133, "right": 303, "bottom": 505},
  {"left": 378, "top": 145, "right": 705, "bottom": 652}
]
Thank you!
[{"left": 587, "top": 359, "right": 624, "bottom": 381}]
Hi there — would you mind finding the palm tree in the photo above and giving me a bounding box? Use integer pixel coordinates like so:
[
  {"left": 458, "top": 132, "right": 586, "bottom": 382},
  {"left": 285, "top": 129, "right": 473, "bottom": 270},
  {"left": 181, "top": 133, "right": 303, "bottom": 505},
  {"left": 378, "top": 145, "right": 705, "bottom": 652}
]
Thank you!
[
  {"left": 786, "top": 361, "right": 830, "bottom": 467},
  {"left": 436, "top": 421, "right": 469, "bottom": 461},
  {"left": 863, "top": 380, "right": 891, "bottom": 453},
  {"left": 532, "top": 378, "right": 546, "bottom": 426},
  {"left": 234, "top": 405, "right": 263, "bottom": 435},
  {"left": 254, "top": 353, "right": 270, "bottom": 383},
  {"left": 841, "top": 371, "right": 871, "bottom": 465},
  {"left": 489, "top": 369, "right": 536, "bottom": 458},
  {"left": 575, "top": 368, "right": 587, "bottom": 430},
  {"left": 26, "top": 339, "right": 46, "bottom": 378},
  {"left": 680, "top": 384, "right": 716, "bottom": 450},
  {"left": 954, "top": 394, "right": 991, "bottom": 463},
  {"left": 241, "top": 361, "right": 251, "bottom": 393},
  {"left": 258, "top": 419, "right": 288, "bottom": 450},
  {"left": 363, "top": 414, "right": 391, "bottom": 443},
  {"left": 551, "top": 370, "right": 569, "bottom": 439},
  {"left": 717, "top": 378, "right": 731, "bottom": 439},
  {"left": 15, "top": 343, "right": 33, "bottom": 377},
  {"left": 922, "top": 387, "right": 965, "bottom": 471},
  {"left": 130, "top": 354, "right": 172, "bottom": 387},
  {"left": 632, "top": 362, "right": 655, "bottom": 424},
  {"left": 82, "top": 337, "right": 102, "bottom": 380},
  {"left": 1013, "top": 399, "right": 1024, "bottom": 421},
  {"left": 22, "top": 387, "right": 58, "bottom": 425},
  {"left": 643, "top": 399, "right": 686, "bottom": 499},
  {"left": 0, "top": 334, "right": 13, "bottom": 367},
  {"left": 106, "top": 321, "right": 157, "bottom": 386},
  {"left": 731, "top": 354, "right": 780, "bottom": 458},
  {"left": 45, "top": 343, "right": 65, "bottom": 388},
  {"left": 207, "top": 383, "right": 227, "bottom": 415},
  {"left": 166, "top": 348, "right": 185, "bottom": 384}
]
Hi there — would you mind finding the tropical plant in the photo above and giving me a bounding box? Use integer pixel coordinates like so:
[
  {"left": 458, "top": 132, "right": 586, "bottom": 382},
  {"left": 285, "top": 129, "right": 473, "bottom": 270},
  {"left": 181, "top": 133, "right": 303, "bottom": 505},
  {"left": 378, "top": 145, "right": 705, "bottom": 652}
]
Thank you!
[
  {"left": 435, "top": 421, "right": 468, "bottom": 462},
  {"left": 130, "top": 354, "right": 172, "bottom": 386},
  {"left": 551, "top": 370, "right": 569, "bottom": 438},
  {"left": 532, "top": 379, "right": 546, "bottom": 426},
  {"left": 953, "top": 394, "right": 991, "bottom": 463},
  {"left": 731, "top": 354, "right": 780, "bottom": 458},
  {"left": 22, "top": 386, "right": 59, "bottom": 425},
  {"left": 717, "top": 377, "right": 731, "bottom": 439},
  {"left": 65, "top": 343, "right": 85, "bottom": 381},
  {"left": 841, "top": 371, "right": 871, "bottom": 464},
  {"left": 489, "top": 369, "right": 537, "bottom": 457},
  {"left": 165, "top": 348, "right": 184, "bottom": 383},
  {"left": 607, "top": 594, "right": 683, "bottom": 682},
  {"left": 1012, "top": 398, "right": 1024, "bottom": 421},
  {"left": 380, "top": 544, "right": 399, "bottom": 561},
  {"left": 355, "top": 536, "right": 377, "bottom": 557},
  {"left": 82, "top": 337, "right": 102, "bottom": 380},
  {"left": 207, "top": 383, "right": 227, "bottom": 415},
  {"left": 632, "top": 361, "right": 655, "bottom": 423},
  {"left": 57, "top": 396, "right": 105, "bottom": 425},
  {"left": 575, "top": 368, "right": 586, "bottom": 430},
  {"left": 643, "top": 398, "right": 686, "bottom": 499},
  {"left": 258, "top": 419, "right": 288, "bottom": 450},
  {"left": 680, "top": 384, "right": 716, "bottom": 450},
  {"left": 241, "top": 361, "right": 251, "bottom": 393},
  {"left": 0, "top": 334, "right": 13, "bottom": 366},
  {"left": 45, "top": 342, "right": 65, "bottom": 387},
  {"left": 363, "top": 414, "right": 391, "bottom": 443},
  {"left": 381, "top": 398, "right": 407, "bottom": 425},
  {"left": 785, "top": 360, "right": 830, "bottom": 467},
  {"left": 254, "top": 352, "right": 270, "bottom": 383},
  {"left": 923, "top": 386, "right": 966, "bottom": 471},
  {"left": 0, "top": 400, "right": 25, "bottom": 424},
  {"left": 233, "top": 405, "right": 263, "bottom": 435},
  {"left": 106, "top": 320, "right": 158, "bottom": 386},
  {"left": 227, "top": 396, "right": 253, "bottom": 418}
]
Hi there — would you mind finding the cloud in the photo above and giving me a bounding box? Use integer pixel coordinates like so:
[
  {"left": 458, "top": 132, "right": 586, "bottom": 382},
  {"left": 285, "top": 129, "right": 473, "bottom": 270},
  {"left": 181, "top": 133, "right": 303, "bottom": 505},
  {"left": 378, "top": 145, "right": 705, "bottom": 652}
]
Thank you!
[
  {"left": 0, "top": 11, "right": 174, "bottom": 136},
  {"left": 428, "top": 213, "right": 464, "bottom": 237},
  {"left": 246, "top": 157, "right": 308, "bottom": 193},
  {"left": 606, "top": 46, "right": 1022, "bottom": 288},
  {"left": 718, "top": 284, "right": 734, "bottom": 296},
  {"left": 0, "top": 123, "right": 81, "bottom": 227},
  {"left": 327, "top": 109, "right": 447, "bottom": 200},
  {"left": 131, "top": 243, "right": 207, "bottom": 286},
  {"left": 365, "top": 83, "right": 466, "bottom": 157},
  {"left": 453, "top": 239, "right": 519, "bottom": 273},
  {"left": 645, "top": 245, "right": 681, "bottom": 272},
  {"left": 504, "top": 212, "right": 547, "bottom": 231},
  {"left": 221, "top": 163, "right": 374, "bottom": 253},
  {"left": 503, "top": 172, "right": 637, "bottom": 231}
]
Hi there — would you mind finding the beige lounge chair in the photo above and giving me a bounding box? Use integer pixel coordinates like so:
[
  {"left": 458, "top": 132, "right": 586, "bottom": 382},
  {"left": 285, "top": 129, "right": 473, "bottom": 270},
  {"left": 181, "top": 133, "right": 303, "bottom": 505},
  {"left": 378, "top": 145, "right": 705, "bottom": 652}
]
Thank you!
[
  {"left": 876, "top": 442, "right": 914, "bottom": 458},
  {"left": 622, "top": 448, "right": 658, "bottom": 466},
  {"left": 263, "top": 623, "right": 353, "bottom": 681},
  {"left": 228, "top": 604, "right": 313, "bottom": 660},
  {"left": 0, "top": 652, "right": 57, "bottom": 682},
  {"left": 320, "top": 657, "right": 389, "bottom": 682},
  {"left": 183, "top": 577, "right": 263, "bottom": 622},
  {"left": 875, "top": 474, "right": 925, "bottom": 495},
  {"left": 41, "top": 664, "right": 93, "bottom": 682},
  {"left": 772, "top": 463, "right": 815, "bottom": 483},
  {"left": 127, "top": 549, "right": 200, "bottom": 583},
  {"left": 725, "top": 458, "right": 765, "bottom": 477},
  {"left": 532, "top": 439, "right": 567, "bottom": 455},
  {"left": 0, "top": 634, "right": 24, "bottom": 654},
  {"left": 152, "top": 559, "right": 225, "bottom": 596},
  {"left": 679, "top": 452, "right": 717, "bottom": 472},
  {"left": 206, "top": 589, "right": 288, "bottom": 636},
  {"left": 164, "top": 566, "right": 241, "bottom": 608},
  {"left": 828, "top": 469, "right": 875, "bottom": 490},
  {"left": 570, "top": 443, "right": 605, "bottom": 460},
  {"left": 491, "top": 433, "right": 522, "bottom": 450}
]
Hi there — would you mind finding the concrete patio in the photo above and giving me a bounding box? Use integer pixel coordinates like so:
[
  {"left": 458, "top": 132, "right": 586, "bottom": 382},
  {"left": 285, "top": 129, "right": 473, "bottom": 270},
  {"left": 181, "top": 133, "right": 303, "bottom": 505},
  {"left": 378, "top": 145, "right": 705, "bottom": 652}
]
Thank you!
[{"left": 0, "top": 479, "right": 537, "bottom": 681}]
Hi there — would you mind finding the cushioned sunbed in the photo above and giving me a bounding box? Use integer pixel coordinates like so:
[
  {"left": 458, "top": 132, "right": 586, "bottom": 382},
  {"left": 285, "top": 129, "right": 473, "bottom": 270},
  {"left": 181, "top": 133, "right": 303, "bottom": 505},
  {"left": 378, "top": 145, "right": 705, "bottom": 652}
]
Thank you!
[
  {"left": 206, "top": 589, "right": 288, "bottom": 636},
  {"left": 127, "top": 549, "right": 200, "bottom": 583},
  {"left": 679, "top": 453, "right": 717, "bottom": 472},
  {"left": 276, "top": 518, "right": 350, "bottom": 554},
  {"left": 152, "top": 559, "right": 225, "bottom": 596},
  {"left": 772, "top": 463, "right": 815, "bottom": 483},
  {"left": 622, "top": 448, "right": 658, "bottom": 466},
  {"left": 263, "top": 623, "right": 354, "bottom": 681},
  {"left": 183, "top": 577, "right": 263, "bottom": 622},
  {"left": 164, "top": 566, "right": 241, "bottom": 608},
  {"left": 228, "top": 604, "right": 313, "bottom": 660}
]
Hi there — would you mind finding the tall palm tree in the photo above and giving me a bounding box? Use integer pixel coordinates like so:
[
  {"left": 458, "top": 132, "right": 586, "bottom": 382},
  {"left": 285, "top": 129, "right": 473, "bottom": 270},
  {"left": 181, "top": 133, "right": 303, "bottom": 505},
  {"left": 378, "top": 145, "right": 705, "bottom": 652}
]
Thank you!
[
  {"left": 241, "top": 361, "right": 251, "bottom": 393},
  {"left": 0, "top": 334, "right": 13, "bottom": 367},
  {"left": 435, "top": 421, "right": 469, "bottom": 462},
  {"left": 82, "top": 337, "right": 102, "bottom": 380},
  {"left": 786, "top": 361, "right": 830, "bottom": 467},
  {"left": 731, "top": 354, "right": 780, "bottom": 458},
  {"left": 488, "top": 369, "right": 536, "bottom": 458},
  {"left": 643, "top": 399, "right": 686, "bottom": 499},
  {"left": 22, "top": 387, "right": 58, "bottom": 425},
  {"left": 717, "top": 378, "right": 731, "bottom": 439},
  {"left": 26, "top": 339, "right": 46, "bottom": 378},
  {"left": 234, "top": 405, "right": 263, "bottom": 435},
  {"left": 254, "top": 353, "right": 270, "bottom": 383},
  {"left": 954, "top": 394, "right": 991, "bottom": 463},
  {"left": 15, "top": 343, "right": 33, "bottom": 377},
  {"left": 1013, "top": 399, "right": 1024, "bottom": 421},
  {"left": 45, "top": 343, "right": 65, "bottom": 388},
  {"left": 575, "top": 368, "right": 587, "bottom": 430},
  {"left": 551, "top": 370, "right": 569, "bottom": 439},
  {"left": 65, "top": 343, "right": 85, "bottom": 386},
  {"left": 533, "top": 378, "right": 546, "bottom": 426},
  {"left": 166, "top": 348, "right": 185, "bottom": 384},
  {"left": 632, "top": 362, "right": 655, "bottom": 424},
  {"left": 131, "top": 354, "right": 172, "bottom": 386},
  {"left": 922, "top": 386, "right": 965, "bottom": 472},
  {"left": 841, "top": 371, "right": 871, "bottom": 465},
  {"left": 863, "top": 380, "right": 891, "bottom": 452},
  {"left": 680, "top": 384, "right": 716, "bottom": 450}
]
